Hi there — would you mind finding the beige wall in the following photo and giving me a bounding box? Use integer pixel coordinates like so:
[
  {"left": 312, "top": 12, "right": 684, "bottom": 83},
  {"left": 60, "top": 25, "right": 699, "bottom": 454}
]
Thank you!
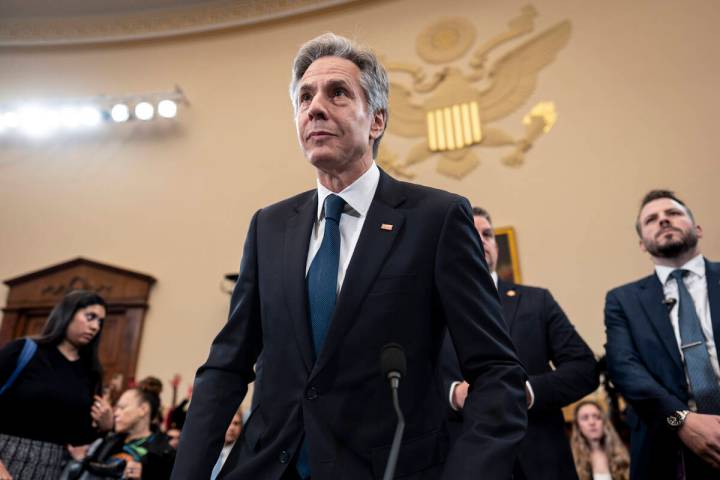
[{"left": 1, "top": 0, "right": 719, "bottom": 405}]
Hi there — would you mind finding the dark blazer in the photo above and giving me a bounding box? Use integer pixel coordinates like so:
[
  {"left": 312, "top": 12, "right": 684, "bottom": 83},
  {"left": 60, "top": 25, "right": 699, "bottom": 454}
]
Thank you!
[
  {"left": 605, "top": 259, "right": 720, "bottom": 479},
  {"left": 440, "top": 280, "right": 598, "bottom": 480},
  {"left": 171, "top": 171, "right": 527, "bottom": 480}
]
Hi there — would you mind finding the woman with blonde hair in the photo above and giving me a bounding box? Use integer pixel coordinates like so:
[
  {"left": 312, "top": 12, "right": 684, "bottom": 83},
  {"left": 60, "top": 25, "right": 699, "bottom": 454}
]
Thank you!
[{"left": 571, "top": 400, "right": 629, "bottom": 480}]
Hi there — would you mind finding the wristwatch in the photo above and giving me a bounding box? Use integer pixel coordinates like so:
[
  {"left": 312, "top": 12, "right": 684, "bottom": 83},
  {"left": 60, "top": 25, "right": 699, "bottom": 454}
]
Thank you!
[{"left": 667, "top": 410, "right": 690, "bottom": 429}]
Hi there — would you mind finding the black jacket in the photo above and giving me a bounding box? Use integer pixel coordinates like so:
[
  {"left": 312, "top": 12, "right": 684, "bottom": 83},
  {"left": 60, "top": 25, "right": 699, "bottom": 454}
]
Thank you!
[
  {"left": 172, "top": 171, "right": 527, "bottom": 480},
  {"left": 440, "top": 280, "right": 598, "bottom": 480}
]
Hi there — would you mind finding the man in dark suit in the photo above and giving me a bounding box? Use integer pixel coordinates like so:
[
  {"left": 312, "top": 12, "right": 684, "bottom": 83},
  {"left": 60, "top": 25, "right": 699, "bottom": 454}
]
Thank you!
[
  {"left": 605, "top": 189, "right": 720, "bottom": 479},
  {"left": 439, "top": 207, "right": 598, "bottom": 480},
  {"left": 171, "top": 33, "right": 527, "bottom": 480}
]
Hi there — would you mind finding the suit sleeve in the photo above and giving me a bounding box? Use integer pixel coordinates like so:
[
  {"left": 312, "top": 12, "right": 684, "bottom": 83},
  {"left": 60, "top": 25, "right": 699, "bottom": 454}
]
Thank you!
[
  {"left": 604, "top": 288, "right": 686, "bottom": 429},
  {"left": 528, "top": 289, "right": 599, "bottom": 410},
  {"left": 436, "top": 198, "right": 527, "bottom": 479},
  {"left": 171, "top": 211, "right": 264, "bottom": 480}
]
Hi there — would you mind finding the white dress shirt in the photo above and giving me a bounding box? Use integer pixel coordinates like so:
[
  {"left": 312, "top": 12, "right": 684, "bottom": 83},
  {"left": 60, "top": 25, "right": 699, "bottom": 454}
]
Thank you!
[
  {"left": 210, "top": 443, "right": 235, "bottom": 480},
  {"left": 305, "top": 162, "right": 380, "bottom": 292},
  {"left": 655, "top": 254, "right": 720, "bottom": 385},
  {"left": 449, "top": 271, "right": 535, "bottom": 410}
]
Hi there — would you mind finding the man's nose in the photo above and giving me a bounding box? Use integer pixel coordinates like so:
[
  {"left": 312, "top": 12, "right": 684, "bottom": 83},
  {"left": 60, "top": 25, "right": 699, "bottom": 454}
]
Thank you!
[{"left": 308, "top": 95, "right": 328, "bottom": 121}]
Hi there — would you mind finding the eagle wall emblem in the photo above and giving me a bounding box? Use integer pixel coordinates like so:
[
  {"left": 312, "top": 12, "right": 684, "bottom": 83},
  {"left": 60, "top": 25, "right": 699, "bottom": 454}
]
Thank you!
[{"left": 377, "top": 5, "right": 571, "bottom": 179}]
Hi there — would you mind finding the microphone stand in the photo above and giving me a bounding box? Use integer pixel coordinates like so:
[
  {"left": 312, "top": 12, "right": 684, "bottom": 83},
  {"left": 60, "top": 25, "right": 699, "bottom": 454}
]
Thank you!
[{"left": 383, "top": 371, "right": 405, "bottom": 480}]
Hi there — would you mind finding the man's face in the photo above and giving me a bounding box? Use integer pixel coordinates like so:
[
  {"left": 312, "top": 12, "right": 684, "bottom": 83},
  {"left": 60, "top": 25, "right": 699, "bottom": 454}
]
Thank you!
[
  {"left": 224, "top": 413, "right": 242, "bottom": 445},
  {"left": 474, "top": 215, "right": 498, "bottom": 273},
  {"left": 294, "top": 56, "right": 384, "bottom": 172},
  {"left": 638, "top": 198, "right": 702, "bottom": 259}
]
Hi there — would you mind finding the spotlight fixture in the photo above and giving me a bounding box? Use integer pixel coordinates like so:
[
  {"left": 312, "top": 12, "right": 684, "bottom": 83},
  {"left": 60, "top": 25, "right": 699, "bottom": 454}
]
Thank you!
[
  {"left": 79, "top": 106, "right": 102, "bottom": 127},
  {"left": 3, "top": 112, "right": 19, "bottom": 129},
  {"left": 0, "top": 86, "right": 188, "bottom": 138},
  {"left": 59, "top": 107, "right": 82, "bottom": 128},
  {"left": 157, "top": 99, "right": 177, "bottom": 119},
  {"left": 18, "top": 106, "right": 59, "bottom": 138},
  {"left": 135, "top": 102, "right": 154, "bottom": 121},
  {"left": 111, "top": 104, "right": 130, "bottom": 123}
]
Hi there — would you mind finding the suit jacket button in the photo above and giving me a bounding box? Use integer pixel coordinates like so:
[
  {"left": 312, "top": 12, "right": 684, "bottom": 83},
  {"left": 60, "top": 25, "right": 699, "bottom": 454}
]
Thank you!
[
  {"left": 306, "top": 386, "right": 319, "bottom": 400},
  {"left": 279, "top": 450, "right": 290, "bottom": 464}
]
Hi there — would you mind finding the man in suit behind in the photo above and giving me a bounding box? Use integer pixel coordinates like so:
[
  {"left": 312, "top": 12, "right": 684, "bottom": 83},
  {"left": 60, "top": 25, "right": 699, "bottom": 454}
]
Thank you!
[
  {"left": 439, "top": 207, "right": 598, "bottom": 480},
  {"left": 171, "top": 33, "right": 527, "bottom": 480},
  {"left": 605, "top": 189, "right": 720, "bottom": 479}
]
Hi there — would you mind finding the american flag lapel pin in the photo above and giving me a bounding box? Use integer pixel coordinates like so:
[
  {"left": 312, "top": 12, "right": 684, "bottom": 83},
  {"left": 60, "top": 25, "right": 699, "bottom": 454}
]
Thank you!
[{"left": 380, "top": 223, "right": 394, "bottom": 231}]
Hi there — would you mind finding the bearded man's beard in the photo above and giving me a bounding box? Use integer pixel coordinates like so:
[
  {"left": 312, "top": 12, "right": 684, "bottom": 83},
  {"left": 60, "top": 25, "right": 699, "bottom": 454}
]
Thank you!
[{"left": 644, "top": 228, "right": 699, "bottom": 258}]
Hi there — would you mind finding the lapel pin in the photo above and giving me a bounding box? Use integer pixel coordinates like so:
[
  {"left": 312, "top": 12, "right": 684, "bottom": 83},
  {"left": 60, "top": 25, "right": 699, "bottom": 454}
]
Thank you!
[
  {"left": 380, "top": 223, "right": 394, "bottom": 231},
  {"left": 506, "top": 290, "right": 517, "bottom": 297}
]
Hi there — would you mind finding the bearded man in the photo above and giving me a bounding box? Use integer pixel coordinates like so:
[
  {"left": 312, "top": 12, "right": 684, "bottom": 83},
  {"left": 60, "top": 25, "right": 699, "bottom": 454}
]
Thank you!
[{"left": 605, "top": 189, "right": 720, "bottom": 479}]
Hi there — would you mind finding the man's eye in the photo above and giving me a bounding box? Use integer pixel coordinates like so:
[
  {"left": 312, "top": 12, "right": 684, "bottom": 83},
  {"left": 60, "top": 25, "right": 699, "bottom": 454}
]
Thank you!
[
  {"left": 333, "top": 89, "right": 346, "bottom": 97},
  {"left": 300, "top": 93, "right": 312, "bottom": 102}
]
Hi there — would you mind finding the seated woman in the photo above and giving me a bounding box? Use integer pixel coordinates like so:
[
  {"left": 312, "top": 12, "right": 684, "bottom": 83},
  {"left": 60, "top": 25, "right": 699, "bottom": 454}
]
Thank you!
[
  {"left": 571, "top": 400, "right": 629, "bottom": 480},
  {"left": 68, "top": 386, "right": 175, "bottom": 479}
]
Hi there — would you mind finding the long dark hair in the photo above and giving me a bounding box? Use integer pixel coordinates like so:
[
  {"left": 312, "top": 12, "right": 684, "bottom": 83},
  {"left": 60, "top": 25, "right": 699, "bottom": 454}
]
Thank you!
[{"left": 35, "top": 289, "right": 107, "bottom": 393}]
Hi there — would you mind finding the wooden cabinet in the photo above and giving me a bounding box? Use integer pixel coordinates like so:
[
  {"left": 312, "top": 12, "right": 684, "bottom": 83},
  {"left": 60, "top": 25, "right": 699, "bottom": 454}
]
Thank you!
[{"left": 1, "top": 258, "right": 155, "bottom": 389}]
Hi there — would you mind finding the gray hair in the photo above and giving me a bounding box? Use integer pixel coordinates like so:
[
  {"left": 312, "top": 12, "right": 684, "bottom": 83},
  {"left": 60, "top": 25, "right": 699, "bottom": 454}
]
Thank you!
[{"left": 289, "top": 32, "right": 389, "bottom": 158}]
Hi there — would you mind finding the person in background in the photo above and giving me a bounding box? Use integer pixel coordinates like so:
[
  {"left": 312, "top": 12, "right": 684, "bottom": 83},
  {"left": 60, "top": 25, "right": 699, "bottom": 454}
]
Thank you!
[
  {"left": 0, "top": 290, "right": 112, "bottom": 480},
  {"left": 571, "top": 400, "right": 629, "bottom": 480},
  {"left": 137, "top": 376, "right": 165, "bottom": 431},
  {"left": 439, "top": 207, "right": 598, "bottom": 480},
  {"left": 605, "top": 190, "right": 720, "bottom": 478},
  {"left": 68, "top": 385, "right": 176, "bottom": 479},
  {"left": 210, "top": 406, "right": 244, "bottom": 479}
]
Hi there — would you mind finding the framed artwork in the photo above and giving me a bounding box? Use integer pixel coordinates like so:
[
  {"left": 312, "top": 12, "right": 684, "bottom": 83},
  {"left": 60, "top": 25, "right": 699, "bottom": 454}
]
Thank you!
[{"left": 494, "top": 226, "right": 522, "bottom": 284}]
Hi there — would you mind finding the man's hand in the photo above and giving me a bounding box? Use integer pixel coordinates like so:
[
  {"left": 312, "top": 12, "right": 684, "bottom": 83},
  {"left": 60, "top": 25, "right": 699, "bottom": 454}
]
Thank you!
[
  {"left": 678, "top": 412, "right": 720, "bottom": 469},
  {"left": 0, "top": 461, "right": 13, "bottom": 480},
  {"left": 452, "top": 381, "right": 469, "bottom": 410},
  {"left": 91, "top": 395, "right": 114, "bottom": 432}
]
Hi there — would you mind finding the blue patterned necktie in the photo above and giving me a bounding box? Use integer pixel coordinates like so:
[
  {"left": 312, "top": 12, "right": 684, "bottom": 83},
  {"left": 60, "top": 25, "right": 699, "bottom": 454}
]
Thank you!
[
  {"left": 670, "top": 269, "right": 720, "bottom": 413},
  {"left": 306, "top": 193, "right": 346, "bottom": 354},
  {"left": 296, "top": 193, "right": 346, "bottom": 479}
]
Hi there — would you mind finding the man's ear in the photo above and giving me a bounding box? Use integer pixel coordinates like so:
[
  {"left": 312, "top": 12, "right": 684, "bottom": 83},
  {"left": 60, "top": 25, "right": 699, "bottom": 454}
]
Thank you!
[
  {"left": 369, "top": 110, "right": 386, "bottom": 140},
  {"left": 639, "top": 238, "right": 648, "bottom": 253},
  {"left": 695, "top": 224, "right": 703, "bottom": 240}
]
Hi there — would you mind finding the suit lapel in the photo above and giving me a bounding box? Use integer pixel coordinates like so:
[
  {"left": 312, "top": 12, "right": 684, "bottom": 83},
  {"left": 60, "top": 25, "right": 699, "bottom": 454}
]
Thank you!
[
  {"left": 310, "top": 171, "right": 406, "bottom": 381},
  {"left": 283, "top": 191, "right": 317, "bottom": 373},
  {"left": 497, "top": 280, "right": 520, "bottom": 332},
  {"left": 705, "top": 260, "right": 720, "bottom": 351},
  {"left": 638, "top": 274, "right": 683, "bottom": 370}
]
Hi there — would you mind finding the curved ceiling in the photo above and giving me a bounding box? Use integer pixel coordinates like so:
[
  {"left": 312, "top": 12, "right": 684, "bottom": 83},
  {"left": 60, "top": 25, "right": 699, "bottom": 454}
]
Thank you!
[{"left": 0, "top": 0, "right": 359, "bottom": 47}]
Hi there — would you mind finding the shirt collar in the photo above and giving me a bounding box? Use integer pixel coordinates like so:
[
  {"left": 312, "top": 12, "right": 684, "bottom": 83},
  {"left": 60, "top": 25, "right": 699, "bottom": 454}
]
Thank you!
[
  {"left": 491, "top": 271, "right": 498, "bottom": 288},
  {"left": 655, "top": 253, "right": 706, "bottom": 285},
  {"left": 315, "top": 162, "right": 379, "bottom": 220}
]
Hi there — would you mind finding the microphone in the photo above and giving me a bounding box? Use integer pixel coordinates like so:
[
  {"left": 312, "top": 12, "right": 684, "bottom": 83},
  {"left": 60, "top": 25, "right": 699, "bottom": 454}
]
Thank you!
[
  {"left": 380, "top": 343, "right": 406, "bottom": 480},
  {"left": 663, "top": 297, "right": 677, "bottom": 311}
]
